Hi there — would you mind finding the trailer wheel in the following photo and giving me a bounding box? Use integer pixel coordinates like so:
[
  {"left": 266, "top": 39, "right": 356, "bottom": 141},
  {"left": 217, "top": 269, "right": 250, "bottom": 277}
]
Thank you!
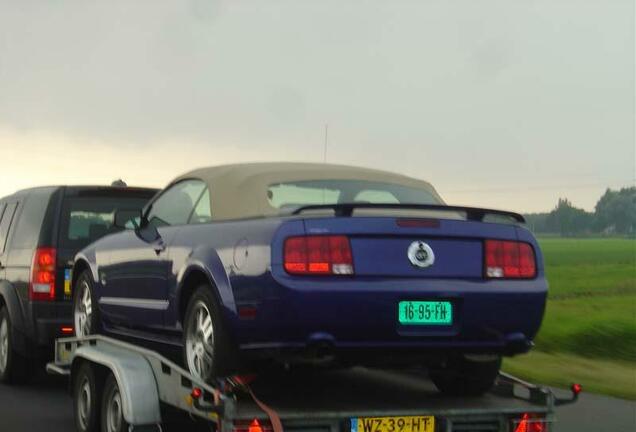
[
  {"left": 73, "top": 362, "right": 101, "bottom": 432},
  {"left": 101, "top": 373, "right": 130, "bottom": 432},
  {"left": 430, "top": 354, "right": 501, "bottom": 396}
]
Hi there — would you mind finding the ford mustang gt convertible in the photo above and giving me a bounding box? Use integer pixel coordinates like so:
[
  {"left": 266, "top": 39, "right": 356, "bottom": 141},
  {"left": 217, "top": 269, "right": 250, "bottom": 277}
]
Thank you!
[{"left": 72, "top": 163, "right": 546, "bottom": 395}]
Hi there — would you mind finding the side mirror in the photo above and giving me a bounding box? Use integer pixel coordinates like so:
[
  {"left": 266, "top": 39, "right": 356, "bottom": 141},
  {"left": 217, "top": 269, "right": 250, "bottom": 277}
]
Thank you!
[{"left": 114, "top": 209, "right": 142, "bottom": 230}]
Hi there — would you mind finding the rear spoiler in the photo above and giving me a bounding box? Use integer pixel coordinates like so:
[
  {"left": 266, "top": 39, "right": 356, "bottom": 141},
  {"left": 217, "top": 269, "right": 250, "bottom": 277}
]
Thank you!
[{"left": 291, "top": 203, "right": 525, "bottom": 223}]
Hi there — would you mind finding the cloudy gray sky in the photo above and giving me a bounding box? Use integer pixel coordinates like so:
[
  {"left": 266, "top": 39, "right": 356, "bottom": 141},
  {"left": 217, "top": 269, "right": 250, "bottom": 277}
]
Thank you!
[{"left": 0, "top": 0, "right": 633, "bottom": 212}]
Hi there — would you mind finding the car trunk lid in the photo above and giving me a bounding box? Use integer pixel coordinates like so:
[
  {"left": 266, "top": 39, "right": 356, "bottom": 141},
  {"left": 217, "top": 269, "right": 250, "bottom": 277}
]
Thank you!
[{"left": 300, "top": 215, "right": 520, "bottom": 279}]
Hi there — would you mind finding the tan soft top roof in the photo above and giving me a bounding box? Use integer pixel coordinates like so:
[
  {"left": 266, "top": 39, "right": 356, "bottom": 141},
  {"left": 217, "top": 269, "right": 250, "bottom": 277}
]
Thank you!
[{"left": 173, "top": 162, "right": 443, "bottom": 221}]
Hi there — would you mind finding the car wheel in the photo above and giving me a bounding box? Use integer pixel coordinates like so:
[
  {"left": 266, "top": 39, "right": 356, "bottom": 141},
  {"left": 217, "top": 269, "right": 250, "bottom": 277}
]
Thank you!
[
  {"left": 183, "top": 286, "right": 233, "bottom": 382},
  {"left": 73, "top": 362, "right": 101, "bottom": 432},
  {"left": 430, "top": 354, "right": 502, "bottom": 396},
  {"left": 101, "top": 373, "right": 129, "bottom": 432},
  {"left": 73, "top": 271, "right": 100, "bottom": 338},
  {"left": 0, "top": 305, "right": 31, "bottom": 384}
]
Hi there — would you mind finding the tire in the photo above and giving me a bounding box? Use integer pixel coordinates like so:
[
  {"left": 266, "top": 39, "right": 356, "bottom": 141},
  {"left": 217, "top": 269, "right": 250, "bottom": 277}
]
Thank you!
[
  {"left": 430, "top": 354, "right": 502, "bottom": 396},
  {"left": 73, "top": 362, "right": 101, "bottom": 432},
  {"left": 182, "top": 285, "right": 234, "bottom": 382},
  {"left": 101, "top": 374, "right": 129, "bottom": 432},
  {"left": 73, "top": 271, "right": 100, "bottom": 338},
  {"left": 0, "top": 305, "right": 31, "bottom": 384}
]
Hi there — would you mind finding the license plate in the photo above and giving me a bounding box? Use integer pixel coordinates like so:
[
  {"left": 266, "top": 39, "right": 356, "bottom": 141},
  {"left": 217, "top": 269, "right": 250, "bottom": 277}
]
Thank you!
[
  {"left": 351, "top": 416, "right": 435, "bottom": 432},
  {"left": 398, "top": 301, "right": 452, "bottom": 325},
  {"left": 64, "top": 269, "right": 72, "bottom": 297}
]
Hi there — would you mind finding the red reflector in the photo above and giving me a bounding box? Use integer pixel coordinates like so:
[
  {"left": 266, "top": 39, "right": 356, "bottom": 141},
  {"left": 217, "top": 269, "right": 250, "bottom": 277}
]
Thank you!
[
  {"left": 29, "top": 247, "right": 57, "bottom": 301},
  {"left": 572, "top": 383, "right": 582, "bottom": 395},
  {"left": 514, "top": 413, "right": 547, "bottom": 432},
  {"left": 233, "top": 419, "right": 273, "bottom": 432},
  {"left": 61, "top": 326, "right": 74, "bottom": 334},
  {"left": 485, "top": 240, "right": 536, "bottom": 279},
  {"left": 284, "top": 236, "right": 354, "bottom": 275},
  {"left": 238, "top": 306, "right": 258, "bottom": 320},
  {"left": 191, "top": 387, "right": 202, "bottom": 399},
  {"left": 249, "top": 419, "right": 263, "bottom": 432}
]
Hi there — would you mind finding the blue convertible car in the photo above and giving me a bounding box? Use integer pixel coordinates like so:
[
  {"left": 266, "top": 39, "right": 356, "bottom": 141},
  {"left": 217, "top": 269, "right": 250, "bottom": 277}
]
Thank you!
[{"left": 72, "top": 163, "right": 546, "bottom": 395}]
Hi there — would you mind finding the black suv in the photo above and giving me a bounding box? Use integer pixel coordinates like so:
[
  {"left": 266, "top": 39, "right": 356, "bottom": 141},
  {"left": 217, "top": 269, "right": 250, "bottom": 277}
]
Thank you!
[{"left": 0, "top": 185, "right": 157, "bottom": 383}]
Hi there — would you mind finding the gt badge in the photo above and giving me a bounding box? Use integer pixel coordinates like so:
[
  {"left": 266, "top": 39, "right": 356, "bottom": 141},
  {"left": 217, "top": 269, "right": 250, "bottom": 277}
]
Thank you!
[{"left": 407, "top": 241, "right": 435, "bottom": 268}]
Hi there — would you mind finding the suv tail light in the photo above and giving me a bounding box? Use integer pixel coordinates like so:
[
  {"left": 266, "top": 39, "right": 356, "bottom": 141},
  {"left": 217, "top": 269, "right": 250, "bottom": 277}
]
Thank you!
[
  {"left": 484, "top": 240, "right": 536, "bottom": 279},
  {"left": 284, "top": 235, "right": 354, "bottom": 275},
  {"left": 29, "top": 247, "right": 57, "bottom": 301}
]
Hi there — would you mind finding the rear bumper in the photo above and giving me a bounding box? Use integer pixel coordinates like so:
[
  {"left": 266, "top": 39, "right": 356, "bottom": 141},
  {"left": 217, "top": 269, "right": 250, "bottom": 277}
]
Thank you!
[
  {"left": 14, "top": 302, "right": 73, "bottom": 358},
  {"left": 229, "top": 273, "right": 547, "bottom": 359}
]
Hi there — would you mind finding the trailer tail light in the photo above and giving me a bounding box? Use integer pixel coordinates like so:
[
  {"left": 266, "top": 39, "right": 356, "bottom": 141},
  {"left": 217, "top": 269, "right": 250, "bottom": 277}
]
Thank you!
[
  {"left": 190, "top": 387, "right": 202, "bottom": 399},
  {"left": 512, "top": 413, "right": 548, "bottom": 432},
  {"left": 284, "top": 236, "right": 354, "bottom": 275},
  {"left": 29, "top": 247, "right": 57, "bottom": 301},
  {"left": 485, "top": 240, "right": 536, "bottom": 279},
  {"left": 233, "top": 419, "right": 273, "bottom": 432}
]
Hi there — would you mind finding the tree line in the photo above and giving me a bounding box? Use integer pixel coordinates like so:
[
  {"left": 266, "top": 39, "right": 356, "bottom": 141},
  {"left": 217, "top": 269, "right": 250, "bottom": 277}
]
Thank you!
[{"left": 524, "top": 187, "right": 635, "bottom": 237}]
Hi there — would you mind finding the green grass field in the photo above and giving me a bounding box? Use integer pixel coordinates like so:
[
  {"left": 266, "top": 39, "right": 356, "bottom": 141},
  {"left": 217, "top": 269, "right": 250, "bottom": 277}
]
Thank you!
[{"left": 503, "top": 238, "right": 636, "bottom": 399}]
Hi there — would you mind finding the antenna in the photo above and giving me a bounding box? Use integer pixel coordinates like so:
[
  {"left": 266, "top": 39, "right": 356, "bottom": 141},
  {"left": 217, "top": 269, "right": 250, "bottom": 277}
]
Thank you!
[{"left": 323, "top": 124, "right": 328, "bottom": 163}]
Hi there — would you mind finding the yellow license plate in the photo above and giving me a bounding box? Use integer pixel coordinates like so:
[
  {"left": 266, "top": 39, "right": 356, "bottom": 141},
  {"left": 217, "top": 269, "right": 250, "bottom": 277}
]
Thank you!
[{"left": 351, "top": 416, "right": 435, "bottom": 432}]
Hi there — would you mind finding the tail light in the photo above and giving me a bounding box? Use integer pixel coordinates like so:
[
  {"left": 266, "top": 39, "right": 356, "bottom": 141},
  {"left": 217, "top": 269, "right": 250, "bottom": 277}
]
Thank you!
[
  {"left": 233, "top": 419, "right": 273, "bottom": 432},
  {"left": 485, "top": 240, "right": 536, "bottom": 279},
  {"left": 284, "top": 235, "right": 354, "bottom": 275},
  {"left": 513, "top": 413, "right": 548, "bottom": 432},
  {"left": 29, "top": 247, "right": 57, "bottom": 301}
]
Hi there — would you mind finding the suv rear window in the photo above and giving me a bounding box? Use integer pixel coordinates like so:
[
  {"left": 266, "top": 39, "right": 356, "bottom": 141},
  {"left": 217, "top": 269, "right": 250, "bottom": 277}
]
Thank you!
[{"left": 59, "top": 195, "right": 151, "bottom": 250}]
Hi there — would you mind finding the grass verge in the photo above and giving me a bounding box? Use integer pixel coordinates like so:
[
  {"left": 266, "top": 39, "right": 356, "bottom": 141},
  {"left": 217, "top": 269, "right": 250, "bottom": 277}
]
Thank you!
[{"left": 503, "top": 351, "right": 636, "bottom": 400}]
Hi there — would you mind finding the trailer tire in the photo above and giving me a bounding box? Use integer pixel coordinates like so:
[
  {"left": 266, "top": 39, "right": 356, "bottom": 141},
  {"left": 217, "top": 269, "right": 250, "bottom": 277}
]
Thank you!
[
  {"left": 0, "top": 305, "right": 31, "bottom": 384},
  {"left": 101, "top": 373, "right": 130, "bottom": 432},
  {"left": 430, "top": 355, "right": 501, "bottom": 396},
  {"left": 183, "top": 285, "right": 234, "bottom": 382},
  {"left": 73, "top": 362, "right": 101, "bottom": 432}
]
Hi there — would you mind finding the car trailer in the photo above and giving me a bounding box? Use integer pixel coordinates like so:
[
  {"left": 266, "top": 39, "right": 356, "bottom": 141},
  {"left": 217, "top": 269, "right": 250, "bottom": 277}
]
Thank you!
[{"left": 47, "top": 336, "right": 580, "bottom": 432}]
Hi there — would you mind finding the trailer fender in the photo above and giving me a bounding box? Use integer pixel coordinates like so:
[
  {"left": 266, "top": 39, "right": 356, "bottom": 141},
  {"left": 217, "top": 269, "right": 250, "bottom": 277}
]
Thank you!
[{"left": 72, "top": 343, "right": 162, "bottom": 426}]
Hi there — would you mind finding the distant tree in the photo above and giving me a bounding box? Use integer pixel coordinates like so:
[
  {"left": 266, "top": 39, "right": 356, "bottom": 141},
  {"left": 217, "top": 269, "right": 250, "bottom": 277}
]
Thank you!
[
  {"left": 594, "top": 187, "right": 636, "bottom": 235},
  {"left": 524, "top": 212, "right": 552, "bottom": 233},
  {"left": 545, "top": 198, "right": 593, "bottom": 237}
]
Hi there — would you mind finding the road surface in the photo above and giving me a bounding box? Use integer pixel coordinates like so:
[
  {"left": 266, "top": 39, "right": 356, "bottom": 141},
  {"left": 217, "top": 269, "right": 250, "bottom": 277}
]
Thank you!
[{"left": 0, "top": 370, "right": 634, "bottom": 431}]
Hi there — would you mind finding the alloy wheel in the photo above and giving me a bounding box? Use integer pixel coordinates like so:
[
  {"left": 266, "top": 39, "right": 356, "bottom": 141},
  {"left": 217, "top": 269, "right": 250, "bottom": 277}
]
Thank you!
[
  {"left": 74, "top": 281, "right": 92, "bottom": 337},
  {"left": 185, "top": 300, "right": 215, "bottom": 381}
]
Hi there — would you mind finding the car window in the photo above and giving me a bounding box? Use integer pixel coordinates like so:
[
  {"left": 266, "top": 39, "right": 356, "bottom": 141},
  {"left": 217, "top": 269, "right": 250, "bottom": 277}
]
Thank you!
[
  {"left": 59, "top": 196, "right": 151, "bottom": 250},
  {"left": 267, "top": 180, "right": 441, "bottom": 211},
  {"left": 11, "top": 189, "right": 52, "bottom": 249},
  {"left": 354, "top": 189, "right": 400, "bottom": 204},
  {"left": 0, "top": 202, "right": 18, "bottom": 253},
  {"left": 189, "top": 188, "right": 212, "bottom": 224},
  {"left": 147, "top": 180, "right": 206, "bottom": 227}
]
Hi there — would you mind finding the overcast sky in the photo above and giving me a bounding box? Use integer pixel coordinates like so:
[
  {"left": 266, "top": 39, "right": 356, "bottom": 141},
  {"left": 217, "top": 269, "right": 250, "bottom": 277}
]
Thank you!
[{"left": 0, "top": 0, "right": 633, "bottom": 212}]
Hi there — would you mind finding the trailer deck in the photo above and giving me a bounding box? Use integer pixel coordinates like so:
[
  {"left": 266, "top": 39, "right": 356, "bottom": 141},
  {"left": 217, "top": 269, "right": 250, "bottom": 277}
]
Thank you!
[{"left": 47, "top": 336, "right": 577, "bottom": 432}]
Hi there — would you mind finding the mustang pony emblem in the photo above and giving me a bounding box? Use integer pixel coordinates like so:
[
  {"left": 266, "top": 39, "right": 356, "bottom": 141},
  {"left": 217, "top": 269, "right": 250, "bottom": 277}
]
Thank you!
[{"left": 408, "top": 241, "right": 435, "bottom": 268}]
